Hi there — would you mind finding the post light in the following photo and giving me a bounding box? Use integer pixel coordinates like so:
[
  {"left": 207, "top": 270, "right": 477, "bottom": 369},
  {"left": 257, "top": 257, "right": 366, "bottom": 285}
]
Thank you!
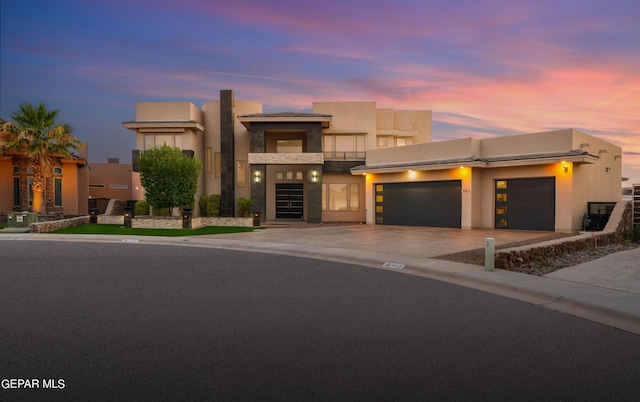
[
  {"left": 123, "top": 209, "right": 132, "bottom": 228},
  {"left": 254, "top": 171, "right": 261, "bottom": 183},
  {"left": 312, "top": 170, "right": 318, "bottom": 183}
]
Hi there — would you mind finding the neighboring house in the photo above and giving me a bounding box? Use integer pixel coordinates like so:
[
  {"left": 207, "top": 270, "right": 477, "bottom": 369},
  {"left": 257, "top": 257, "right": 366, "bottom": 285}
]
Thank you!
[
  {"left": 0, "top": 145, "right": 89, "bottom": 216},
  {"left": 123, "top": 90, "right": 622, "bottom": 232},
  {"left": 88, "top": 158, "right": 134, "bottom": 214}
]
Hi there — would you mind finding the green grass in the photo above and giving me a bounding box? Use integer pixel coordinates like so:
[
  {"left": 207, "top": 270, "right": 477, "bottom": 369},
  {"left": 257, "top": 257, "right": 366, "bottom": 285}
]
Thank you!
[
  {"left": 50, "top": 224, "right": 258, "bottom": 236},
  {"left": 0, "top": 223, "right": 7, "bottom": 229}
]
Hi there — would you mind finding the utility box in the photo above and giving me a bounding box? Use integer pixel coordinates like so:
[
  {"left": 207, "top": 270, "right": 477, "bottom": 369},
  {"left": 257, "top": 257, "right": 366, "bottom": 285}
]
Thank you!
[{"left": 7, "top": 212, "right": 38, "bottom": 228}]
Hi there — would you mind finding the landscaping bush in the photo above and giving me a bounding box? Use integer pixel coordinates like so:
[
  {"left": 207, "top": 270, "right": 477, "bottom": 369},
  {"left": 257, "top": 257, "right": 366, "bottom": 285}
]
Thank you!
[
  {"left": 237, "top": 197, "right": 254, "bottom": 218},
  {"left": 134, "top": 199, "right": 149, "bottom": 216},
  {"left": 152, "top": 207, "right": 171, "bottom": 216},
  {"left": 199, "top": 194, "right": 221, "bottom": 217}
]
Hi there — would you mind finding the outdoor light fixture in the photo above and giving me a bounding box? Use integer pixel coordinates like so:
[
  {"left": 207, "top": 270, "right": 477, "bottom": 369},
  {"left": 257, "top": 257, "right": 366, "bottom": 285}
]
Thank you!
[
  {"left": 254, "top": 171, "right": 261, "bottom": 183},
  {"left": 312, "top": 170, "right": 318, "bottom": 183},
  {"left": 562, "top": 161, "right": 568, "bottom": 173}
]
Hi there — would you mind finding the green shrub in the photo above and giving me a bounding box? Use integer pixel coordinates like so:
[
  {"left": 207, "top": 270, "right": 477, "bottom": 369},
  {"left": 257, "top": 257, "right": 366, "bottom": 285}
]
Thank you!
[
  {"left": 631, "top": 224, "right": 640, "bottom": 242},
  {"left": 237, "top": 197, "right": 254, "bottom": 218},
  {"left": 134, "top": 199, "right": 149, "bottom": 216},
  {"left": 199, "top": 194, "right": 221, "bottom": 217},
  {"left": 152, "top": 207, "right": 170, "bottom": 216}
]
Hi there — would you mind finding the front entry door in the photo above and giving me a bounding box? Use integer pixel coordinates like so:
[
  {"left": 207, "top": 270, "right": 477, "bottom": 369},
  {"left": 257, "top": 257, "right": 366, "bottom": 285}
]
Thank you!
[{"left": 276, "top": 184, "right": 304, "bottom": 219}]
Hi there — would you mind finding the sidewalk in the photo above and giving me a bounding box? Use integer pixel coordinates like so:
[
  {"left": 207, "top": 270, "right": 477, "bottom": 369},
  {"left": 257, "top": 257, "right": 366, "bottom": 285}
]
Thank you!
[{"left": 4, "top": 224, "right": 640, "bottom": 335}]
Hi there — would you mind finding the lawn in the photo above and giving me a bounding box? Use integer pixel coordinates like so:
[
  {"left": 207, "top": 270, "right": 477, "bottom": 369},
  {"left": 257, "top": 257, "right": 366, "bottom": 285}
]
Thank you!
[{"left": 50, "top": 224, "right": 258, "bottom": 236}]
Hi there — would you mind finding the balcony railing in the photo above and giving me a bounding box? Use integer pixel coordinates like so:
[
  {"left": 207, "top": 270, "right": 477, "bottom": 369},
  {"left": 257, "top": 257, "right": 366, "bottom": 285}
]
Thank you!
[{"left": 324, "top": 151, "right": 366, "bottom": 161}]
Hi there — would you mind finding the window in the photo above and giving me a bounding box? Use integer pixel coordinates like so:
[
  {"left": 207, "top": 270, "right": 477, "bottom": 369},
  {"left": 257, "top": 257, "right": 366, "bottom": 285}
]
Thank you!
[
  {"left": 13, "top": 177, "right": 20, "bottom": 206},
  {"left": 496, "top": 180, "right": 507, "bottom": 189},
  {"left": 54, "top": 178, "right": 62, "bottom": 206},
  {"left": 236, "top": 160, "right": 246, "bottom": 187},
  {"left": 349, "top": 183, "right": 359, "bottom": 211},
  {"left": 54, "top": 167, "right": 62, "bottom": 174},
  {"left": 325, "top": 183, "right": 360, "bottom": 212},
  {"left": 89, "top": 184, "right": 105, "bottom": 188},
  {"left": 277, "top": 139, "right": 303, "bottom": 153},
  {"left": 323, "top": 135, "right": 366, "bottom": 160},
  {"left": 296, "top": 171, "right": 303, "bottom": 181},
  {"left": 144, "top": 134, "right": 183, "bottom": 150},
  {"left": 28, "top": 177, "right": 34, "bottom": 206},
  {"left": 206, "top": 148, "right": 213, "bottom": 175},
  {"left": 109, "top": 184, "right": 129, "bottom": 189},
  {"left": 322, "top": 184, "right": 327, "bottom": 211},
  {"left": 13, "top": 166, "right": 19, "bottom": 174},
  {"left": 396, "top": 137, "right": 413, "bottom": 146},
  {"left": 377, "top": 136, "right": 389, "bottom": 147},
  {"left": 329, "top": 184, "right": 348, "bottom": 211}
]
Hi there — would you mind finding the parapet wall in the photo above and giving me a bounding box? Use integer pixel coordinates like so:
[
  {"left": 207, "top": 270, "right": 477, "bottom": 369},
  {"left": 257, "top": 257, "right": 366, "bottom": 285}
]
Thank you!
[{"left": 496, "top": 201, "right": 631, "bottom": 270}]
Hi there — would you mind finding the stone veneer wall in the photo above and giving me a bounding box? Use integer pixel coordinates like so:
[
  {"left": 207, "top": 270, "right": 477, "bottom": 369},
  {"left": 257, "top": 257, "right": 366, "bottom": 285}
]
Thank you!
[
  {"left": 96, "top": 215, "right": 253, "bottom": 228},
  {"left": 496, "top": 201, "right": 632, "bottom": 270},
  {"left": 30, "top": 216, "right": 90, "bottom": 233}
]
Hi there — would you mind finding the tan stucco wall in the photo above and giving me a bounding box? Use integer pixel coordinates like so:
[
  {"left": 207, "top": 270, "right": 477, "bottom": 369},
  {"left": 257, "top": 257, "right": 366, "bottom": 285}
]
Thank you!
[
  {"left": 135, "top": 102, "right": 203, "bottom": 122},
  {"left": 89, "top": 162, "right": 133, "bottom": 200},
  {"left": 366, "top": 137, "right": 481, "bottom": 165},
  {"left": 62, "top": 162, "right": 79, "bottom": 214},
  {"left": 313, "top": 102, "right": 377, "bottom": 151}
]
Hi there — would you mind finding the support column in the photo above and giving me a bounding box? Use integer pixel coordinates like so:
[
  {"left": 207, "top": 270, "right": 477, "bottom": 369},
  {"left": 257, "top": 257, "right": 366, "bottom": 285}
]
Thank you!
[
  {"left": 220, "top": 90, "right": 235, "bottom": 216},
  {"left": 307, "top": 164, "right": 322, "bottom": 223},
  {"left": 250, "top": 164, "right": 266, "bottom": 222}
]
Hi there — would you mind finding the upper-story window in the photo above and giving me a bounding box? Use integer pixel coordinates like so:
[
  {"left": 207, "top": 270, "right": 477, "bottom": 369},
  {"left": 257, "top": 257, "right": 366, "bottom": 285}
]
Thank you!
[
  {"left": 144, "top": 134, "right": 183, "bottom": 150},
  {"left": 324, "top": 135, "right": 366, "bottom": 160},
  {"left": 277, "top": 140, "right": 303, "bottom": 153}
]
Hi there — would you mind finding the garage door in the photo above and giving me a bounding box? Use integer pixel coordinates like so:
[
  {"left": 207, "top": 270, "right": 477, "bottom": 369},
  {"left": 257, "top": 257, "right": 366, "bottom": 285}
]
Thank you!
[
  {"left": 495, "top": 177, "right": 555, "bottom": 231},
  {"left": 374, "top": 181, "right": 461, "bottom": 227}
]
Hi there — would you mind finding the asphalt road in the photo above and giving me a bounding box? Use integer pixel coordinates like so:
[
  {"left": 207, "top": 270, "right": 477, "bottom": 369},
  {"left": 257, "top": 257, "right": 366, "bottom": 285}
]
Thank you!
[{"left": 1, "top": 240, "right": 639, "bottom": 401}]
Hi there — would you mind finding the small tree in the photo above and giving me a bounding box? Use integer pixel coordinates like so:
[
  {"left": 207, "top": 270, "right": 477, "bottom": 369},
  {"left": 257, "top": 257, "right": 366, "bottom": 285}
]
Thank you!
[{"left": 137, "top": 145, "right": 202, "bottom": 216}]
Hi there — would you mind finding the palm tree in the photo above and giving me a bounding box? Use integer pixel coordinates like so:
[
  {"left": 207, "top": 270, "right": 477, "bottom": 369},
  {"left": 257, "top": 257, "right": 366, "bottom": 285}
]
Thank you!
[{"left": 1, "top": 102, "right": 83, "bottom": 214}]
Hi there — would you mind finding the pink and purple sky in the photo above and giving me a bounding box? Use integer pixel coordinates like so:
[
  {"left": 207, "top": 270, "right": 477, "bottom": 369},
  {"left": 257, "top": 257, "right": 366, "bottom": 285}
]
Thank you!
[{"left": 1, "top": 0, "right": 639, "bottom": 185}]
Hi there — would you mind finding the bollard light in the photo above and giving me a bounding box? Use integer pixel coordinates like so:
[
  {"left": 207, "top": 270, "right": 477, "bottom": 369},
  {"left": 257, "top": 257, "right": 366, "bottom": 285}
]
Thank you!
[{"left": 484, "top": 237, "right": 495, "bottom": 271}]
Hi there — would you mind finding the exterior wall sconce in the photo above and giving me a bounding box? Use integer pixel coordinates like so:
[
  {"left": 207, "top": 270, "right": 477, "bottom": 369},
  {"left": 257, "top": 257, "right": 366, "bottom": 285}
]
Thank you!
[
  {"left": 254, "top": 171, "right": 261, "bottom": 183},
  {"left": 562, "top": 161, "right": 568, "bottom": 173},
  {"left": 312, "top": 170, "right": 318, "bottom": 183}
]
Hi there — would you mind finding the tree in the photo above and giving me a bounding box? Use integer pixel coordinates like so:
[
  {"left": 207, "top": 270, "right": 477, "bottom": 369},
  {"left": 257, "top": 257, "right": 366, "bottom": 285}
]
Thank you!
[
  {"left": 1, "top": 103, "right": 83, "bottom": 214},
  {"left": 137, "top": 145, "right": 202, "bottom": 215}
]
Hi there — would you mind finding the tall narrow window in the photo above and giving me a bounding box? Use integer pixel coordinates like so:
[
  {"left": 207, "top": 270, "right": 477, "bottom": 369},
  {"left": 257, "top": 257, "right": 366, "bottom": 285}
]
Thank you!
[
  {"left": 28, "top": 177, "right": 34, "bottom": 206},
  {"left": 13, "top": 177, "right": 20, "bottom": 206},
  {"left": 236, "top": 160, "right": 246, "bottom": 187},
  {"left": 54, "top": 178, "right": 63, "bottom": 206},
  {"left": 206, "top": 148, "right": 213, "bottom": 175},
  {"left": 322, "top": 184, "right": 327, "bottom": 211},
  {"left": 349, "top": 183, "right": 359, "bottom": 211}
]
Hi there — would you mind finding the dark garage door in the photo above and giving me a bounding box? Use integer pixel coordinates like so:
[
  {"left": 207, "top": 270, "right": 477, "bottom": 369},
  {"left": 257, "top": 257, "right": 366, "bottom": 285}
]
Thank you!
[
  {"left": 495, "top": 177, "right": 555, "bottom": 231},
  {"left": 375, "top": 181, "right": 461, "bottom": 227}
]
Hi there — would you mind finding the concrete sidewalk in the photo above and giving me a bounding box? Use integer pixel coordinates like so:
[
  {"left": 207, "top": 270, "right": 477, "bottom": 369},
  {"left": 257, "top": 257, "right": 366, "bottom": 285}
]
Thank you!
[{"left": 4, "top": 224, "right": 640, "bottom": 335}]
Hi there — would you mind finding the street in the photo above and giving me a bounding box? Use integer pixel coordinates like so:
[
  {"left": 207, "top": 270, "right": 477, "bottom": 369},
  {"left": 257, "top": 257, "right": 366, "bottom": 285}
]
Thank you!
[{"left": 1, "top": 240, "right": 639, "bottom": 401}]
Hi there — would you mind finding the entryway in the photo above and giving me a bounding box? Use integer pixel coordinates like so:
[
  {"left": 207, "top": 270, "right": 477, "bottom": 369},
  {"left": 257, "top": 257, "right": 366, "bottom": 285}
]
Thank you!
[{"left": 276, "top": 184, "right": 304, "bottom": 219}]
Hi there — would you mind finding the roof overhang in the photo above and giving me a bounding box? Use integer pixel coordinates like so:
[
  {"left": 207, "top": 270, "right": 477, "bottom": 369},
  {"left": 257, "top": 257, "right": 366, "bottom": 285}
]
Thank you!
[
  {"left": 238, "top": 113, "right": 332, "bottom": 129},
  {"left": 351, "top": 150, "right": 598, "bottom": 175},
  {"left": 122, "top": 120, "right": 205, "bottom": 132}
]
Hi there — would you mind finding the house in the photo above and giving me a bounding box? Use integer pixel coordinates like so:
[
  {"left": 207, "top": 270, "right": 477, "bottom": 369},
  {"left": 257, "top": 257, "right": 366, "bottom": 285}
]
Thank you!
[
  {"left": 123, "top": 90, "right": 622, "bottom": 232},
  {"left": 0, "top": 145, "right": 89, "bottom": 216},
  {"left": 88, "top": 158, "right": 134, "bottom": 213}
]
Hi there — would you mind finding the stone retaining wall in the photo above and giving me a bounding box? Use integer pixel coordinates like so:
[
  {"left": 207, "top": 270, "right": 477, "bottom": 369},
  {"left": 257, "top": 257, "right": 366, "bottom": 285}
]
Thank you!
[
  {"left": 30, "top": 216, "right": 90, "bottom": 233},
  {"left": 496, "top": 201, "right": 631, "bottom": 270},
  {"left": 98, "top": 215, "right": 125, "bottom": 225}
]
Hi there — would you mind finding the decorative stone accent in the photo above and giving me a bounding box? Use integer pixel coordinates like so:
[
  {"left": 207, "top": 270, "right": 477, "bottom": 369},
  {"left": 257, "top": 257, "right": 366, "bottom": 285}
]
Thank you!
[
  {"left": 496, "top": 201, "right": 632, "bottom": 270},
  {"left": 248, "top": 153, "right": 324, "bottom": 164},
  {"left": 98, "top": 215, "right": 125, "bottom": 225},
  {"left": 30, "top": 216, "right": 89, "bottom": 233}
]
